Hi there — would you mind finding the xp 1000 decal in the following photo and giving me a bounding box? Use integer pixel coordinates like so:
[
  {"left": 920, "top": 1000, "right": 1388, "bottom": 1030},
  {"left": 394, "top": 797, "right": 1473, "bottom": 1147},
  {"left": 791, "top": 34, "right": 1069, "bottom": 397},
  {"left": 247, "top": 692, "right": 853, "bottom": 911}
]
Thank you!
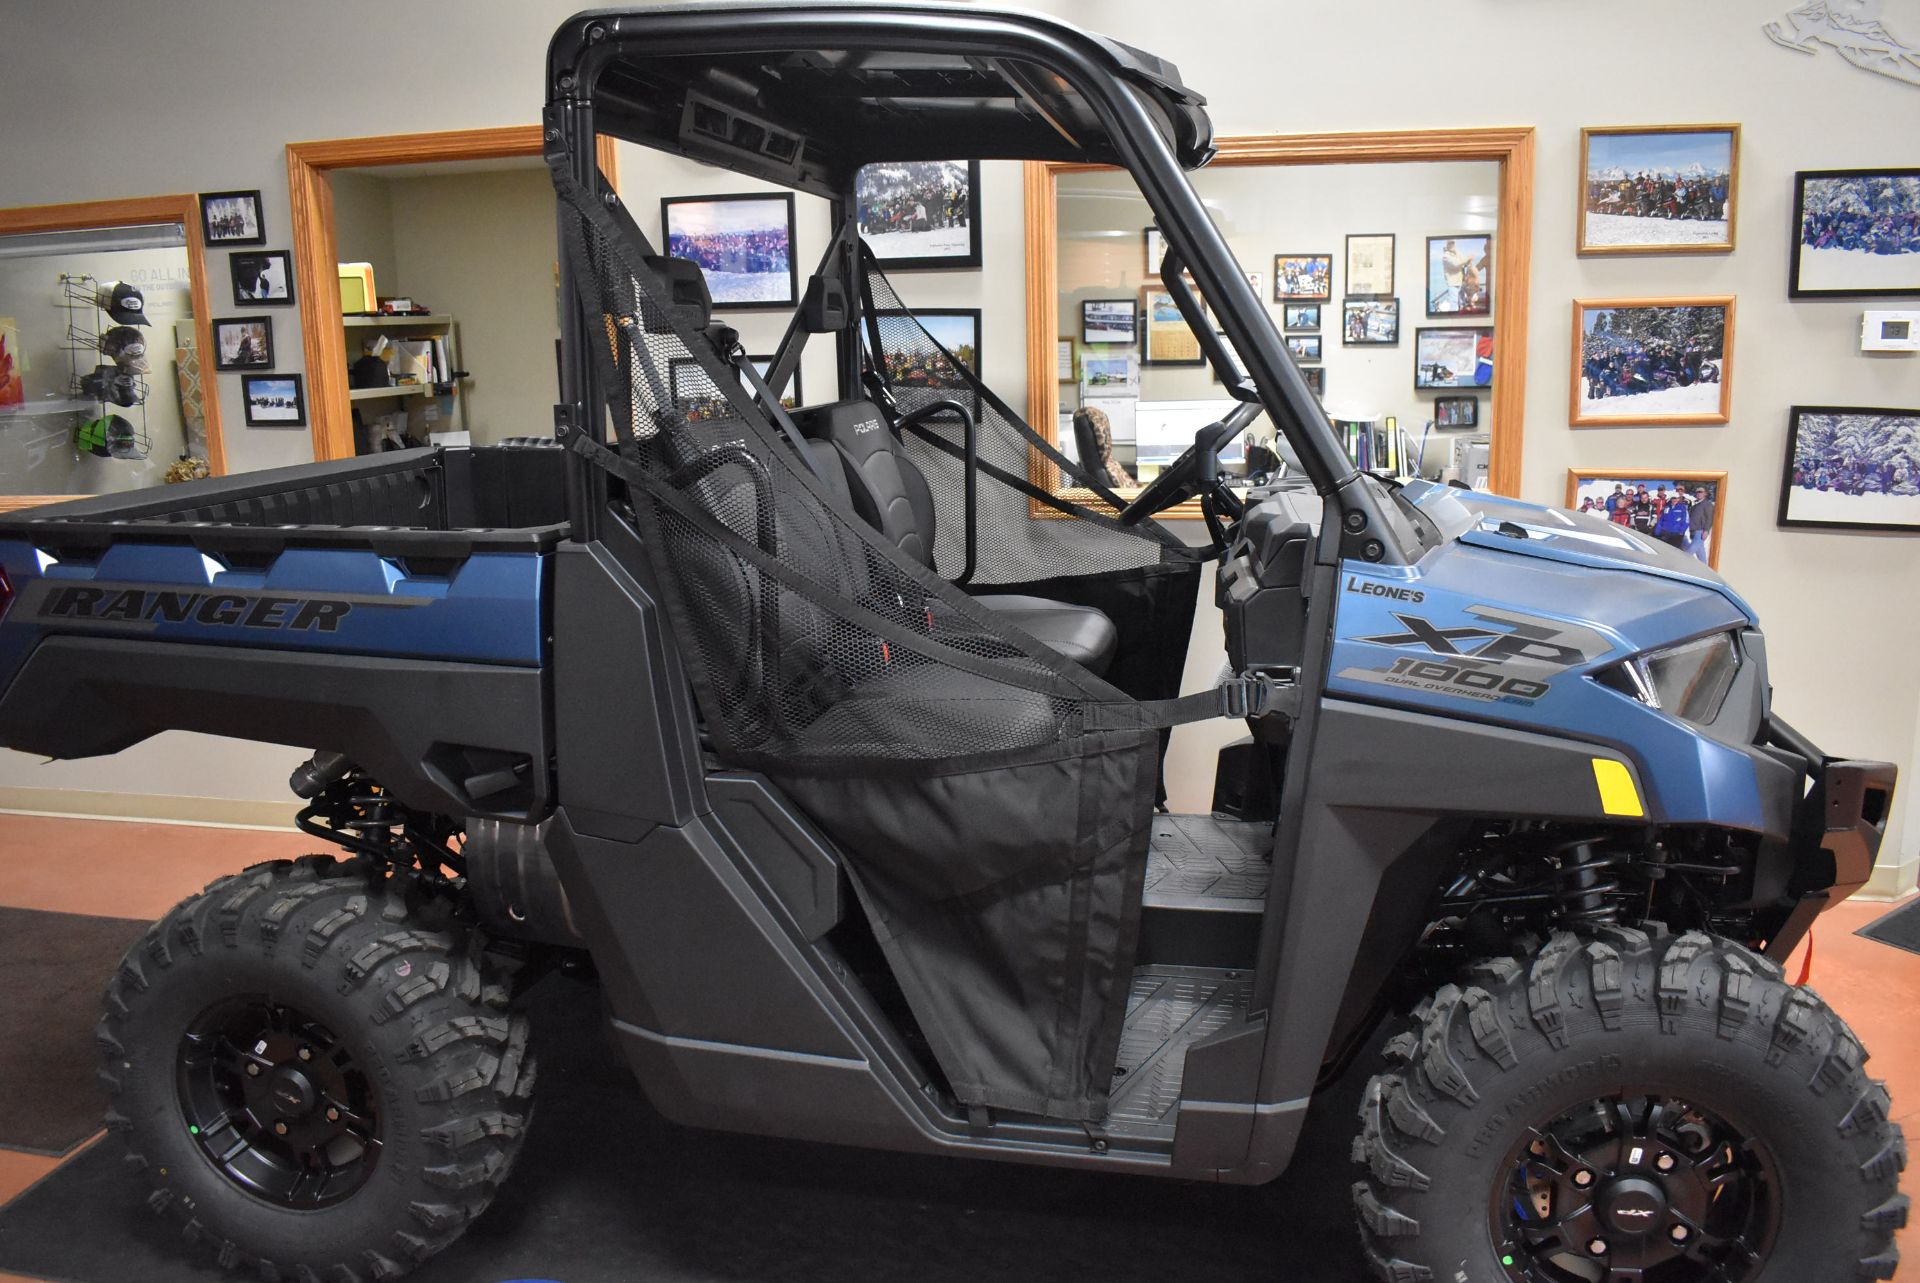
[{"left": 1336, "top": 592, "right": 1611, "bottom": 707}]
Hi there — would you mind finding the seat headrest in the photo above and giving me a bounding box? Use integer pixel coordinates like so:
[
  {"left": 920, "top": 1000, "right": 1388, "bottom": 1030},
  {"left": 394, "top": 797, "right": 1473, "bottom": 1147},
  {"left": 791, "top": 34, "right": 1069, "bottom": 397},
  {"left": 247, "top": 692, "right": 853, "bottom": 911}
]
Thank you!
[{"left": 641, "top": 254, "right": 712, "bottom": 332}]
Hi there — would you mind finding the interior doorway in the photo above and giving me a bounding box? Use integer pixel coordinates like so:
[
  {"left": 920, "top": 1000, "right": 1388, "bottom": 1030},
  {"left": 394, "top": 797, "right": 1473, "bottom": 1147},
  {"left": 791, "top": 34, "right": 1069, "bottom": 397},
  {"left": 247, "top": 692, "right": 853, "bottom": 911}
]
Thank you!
[{"left": 286, "top": 128, "right": 618, "bottom": 461}]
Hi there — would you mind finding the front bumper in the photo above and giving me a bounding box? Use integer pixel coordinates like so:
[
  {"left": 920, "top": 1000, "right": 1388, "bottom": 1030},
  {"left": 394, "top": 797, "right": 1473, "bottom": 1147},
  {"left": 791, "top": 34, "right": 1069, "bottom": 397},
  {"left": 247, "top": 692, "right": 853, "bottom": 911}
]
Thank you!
[{"left": 1760, "top": 715, "right": 1899, "bottom": 960}]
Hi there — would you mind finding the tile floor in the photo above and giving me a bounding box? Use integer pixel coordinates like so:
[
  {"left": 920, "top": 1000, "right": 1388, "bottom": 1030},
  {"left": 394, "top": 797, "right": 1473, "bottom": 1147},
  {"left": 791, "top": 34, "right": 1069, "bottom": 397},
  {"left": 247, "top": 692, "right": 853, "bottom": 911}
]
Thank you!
[{"left": 0, "top": 811, "right": 1913, "bottom": 1280}]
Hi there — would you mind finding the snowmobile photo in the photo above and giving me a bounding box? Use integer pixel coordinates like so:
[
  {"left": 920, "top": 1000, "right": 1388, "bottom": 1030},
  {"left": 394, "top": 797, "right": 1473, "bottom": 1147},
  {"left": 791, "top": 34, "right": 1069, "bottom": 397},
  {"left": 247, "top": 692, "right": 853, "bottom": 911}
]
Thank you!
[{"left": 0, "top": 5, "right": 1902, "bottom": 1281}]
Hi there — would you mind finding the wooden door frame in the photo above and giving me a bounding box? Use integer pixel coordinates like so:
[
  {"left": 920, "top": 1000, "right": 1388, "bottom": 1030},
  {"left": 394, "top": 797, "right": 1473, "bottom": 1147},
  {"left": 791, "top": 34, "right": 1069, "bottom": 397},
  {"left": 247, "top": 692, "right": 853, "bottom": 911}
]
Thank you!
[
  {"left": 287, "top": 126, "right": 619, "bottom": 461},
  {"left": 0, "top": 193, "right": 227, "bottom": 511},
  {"left": 1025, "top": 127, "right": 1535, "bottom": 501}
]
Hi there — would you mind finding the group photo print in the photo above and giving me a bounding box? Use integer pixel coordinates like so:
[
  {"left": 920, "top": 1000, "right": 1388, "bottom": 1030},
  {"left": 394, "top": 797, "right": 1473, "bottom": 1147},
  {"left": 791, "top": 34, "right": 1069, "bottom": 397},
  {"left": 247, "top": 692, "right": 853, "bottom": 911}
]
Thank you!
[
  {"left": 854, "top": 160, "right": 981, "bottom": 270},
  {"left": 1343, "top": 297, "right": 1399, "bottom": 346},
  {"left": 1578, "top": 124, "right": 1739, "bottom": 254},
  {"left": 1778, "top": 406, "right": 1920, "bottom": 532},
  {"left": 661, "top": 193, "right": 798, "bottom": 308},
  {"left": 199, "top": 189, "right": 264, "bottom": 246},
  {"left": 1272, "top": 254, "right": 1332, "bottom": 302},
  {"left": 1571, "top": 297, "right": 1734, "bottom": 426},
  {"left": 240, "top": 373, "right": 305, "bottom": 427},
  {"left": 1790, "top": 168, "right": 1920, "bottom": 297},
  {"left": 1568, "top": 470, "right": 1727, "bottom": 568}
]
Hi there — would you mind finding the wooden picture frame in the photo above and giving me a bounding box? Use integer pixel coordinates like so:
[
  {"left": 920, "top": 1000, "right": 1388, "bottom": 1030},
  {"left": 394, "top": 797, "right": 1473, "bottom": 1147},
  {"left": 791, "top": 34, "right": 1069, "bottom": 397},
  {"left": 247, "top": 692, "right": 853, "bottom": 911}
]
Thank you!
[
  {"left": 241, "top": 373, "right": 306, "bottom": 427},
  {"left": 854, "top": 160, "right": 981, "bottom": 270},
  {"left": 200, "top": 189, "right": 265, "bottom": 246},
  {"left": 212, "top": 316, "right": 274, "bottom": 371},
  {"left": 1140, "top": 284, "right": 1203, "bottom": 366},
  {"left": 1272, "top": 253, "right": 1332, "bottom": 302},
  {"left": 1578, "top": 125, "right": 1739, "bottom": 256},
  {"left": 660, "top": 192, "right": 799, "bottom": 310},
  {"left": 1567, "top": 468, "right": 1730, "bottom": 568},
  {"left": 1056, "top": 336, "right": 1076, "bottom": 384},
  {"left": 1777, "top": 405, "right": 1920, "bottom": 532},
  {"left": 1344, "top": 233, "right": 1395, "bottom": 296},
  {"left": 1570, "top": 296, "right": 1735, "bottom": 427},
  {"left": 1788, "top": 168, "right": 1920, "bottom": 299}
]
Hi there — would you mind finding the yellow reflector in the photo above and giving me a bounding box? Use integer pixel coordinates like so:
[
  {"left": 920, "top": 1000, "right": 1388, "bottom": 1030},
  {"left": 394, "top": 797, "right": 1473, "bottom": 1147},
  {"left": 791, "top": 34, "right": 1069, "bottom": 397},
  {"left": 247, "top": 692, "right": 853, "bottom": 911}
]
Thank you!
[{"left": 1592, "top": 758, "right": 1644, "bottom": 818}]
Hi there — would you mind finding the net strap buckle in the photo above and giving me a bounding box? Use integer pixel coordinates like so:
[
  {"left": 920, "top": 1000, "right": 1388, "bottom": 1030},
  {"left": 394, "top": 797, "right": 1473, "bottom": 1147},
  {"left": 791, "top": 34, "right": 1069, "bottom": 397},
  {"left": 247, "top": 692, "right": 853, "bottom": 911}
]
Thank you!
[{"left": 1216, "top": 672, "right": 1295, "bottom": 720}]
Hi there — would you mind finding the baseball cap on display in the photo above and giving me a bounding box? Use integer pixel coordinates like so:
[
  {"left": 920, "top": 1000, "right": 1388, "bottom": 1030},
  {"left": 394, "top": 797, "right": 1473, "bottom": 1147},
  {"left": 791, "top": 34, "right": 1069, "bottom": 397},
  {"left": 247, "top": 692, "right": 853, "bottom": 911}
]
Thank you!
[
  {"left": 79, "top": 362, "right": 140, "bottom": 407},
  {"left": 93, "top": 280, "right": 149, "bottom": 326},
  {"left": 74, "top": 415, "right": 112, "bottom": 457},
  {"left": 99, "top": 326, "right": 150, "bottom": 372}
]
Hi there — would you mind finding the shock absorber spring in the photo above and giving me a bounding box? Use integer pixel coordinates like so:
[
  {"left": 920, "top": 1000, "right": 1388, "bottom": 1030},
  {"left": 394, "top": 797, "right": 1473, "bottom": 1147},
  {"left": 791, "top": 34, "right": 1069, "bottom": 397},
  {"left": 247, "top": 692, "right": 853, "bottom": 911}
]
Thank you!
[{"left": 1551, "top": 836, "right": 1629, "bottom": 929}]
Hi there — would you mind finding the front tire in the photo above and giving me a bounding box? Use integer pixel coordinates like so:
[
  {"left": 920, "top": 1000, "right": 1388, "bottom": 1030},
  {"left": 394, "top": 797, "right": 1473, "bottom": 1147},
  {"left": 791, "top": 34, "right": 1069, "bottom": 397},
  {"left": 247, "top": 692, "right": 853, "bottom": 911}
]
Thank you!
[
  {"left": 97, "top": 855, "right": 534, "bottom": 1281},
  {"left": 1353, "top": 927, "right": 1907, "bottom": 1281}
]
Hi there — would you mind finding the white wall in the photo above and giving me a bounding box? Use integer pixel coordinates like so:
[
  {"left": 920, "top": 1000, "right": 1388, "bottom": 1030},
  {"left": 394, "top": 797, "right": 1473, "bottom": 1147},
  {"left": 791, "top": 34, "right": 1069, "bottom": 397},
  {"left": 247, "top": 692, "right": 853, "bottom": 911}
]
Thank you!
[{"left": 0, "top": 0, "right": 1914, "bottom": 889}]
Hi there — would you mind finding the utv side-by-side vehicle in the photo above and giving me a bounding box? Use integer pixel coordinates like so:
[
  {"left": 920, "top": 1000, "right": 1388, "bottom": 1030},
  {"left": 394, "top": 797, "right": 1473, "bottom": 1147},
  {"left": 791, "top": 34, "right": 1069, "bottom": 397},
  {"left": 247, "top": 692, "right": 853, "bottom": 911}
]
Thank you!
[{"left": 0, "top": 6, "right": 1903, "bottom": 1280}]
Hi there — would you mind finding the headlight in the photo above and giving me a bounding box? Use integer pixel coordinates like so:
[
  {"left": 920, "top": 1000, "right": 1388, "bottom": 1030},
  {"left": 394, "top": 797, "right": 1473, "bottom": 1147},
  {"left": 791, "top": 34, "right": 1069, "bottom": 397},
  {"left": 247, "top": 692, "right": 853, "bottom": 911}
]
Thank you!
[{"left": 1595, "top": 631, "right": 1740, "bottom": 724}]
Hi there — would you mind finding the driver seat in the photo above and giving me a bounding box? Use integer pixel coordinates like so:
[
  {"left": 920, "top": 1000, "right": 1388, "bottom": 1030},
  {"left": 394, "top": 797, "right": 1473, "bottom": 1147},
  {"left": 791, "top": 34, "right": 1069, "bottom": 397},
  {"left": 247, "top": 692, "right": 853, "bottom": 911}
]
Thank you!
[{"left": 790, "top": 399, "right": 1119, "bottom": 676}]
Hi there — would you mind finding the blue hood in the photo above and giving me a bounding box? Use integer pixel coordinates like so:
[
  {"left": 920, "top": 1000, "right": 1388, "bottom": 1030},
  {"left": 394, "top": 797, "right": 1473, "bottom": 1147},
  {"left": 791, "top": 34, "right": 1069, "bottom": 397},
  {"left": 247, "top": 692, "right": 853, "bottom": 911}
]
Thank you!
[{"left": 1400, "top": 480, "right": 1756, "bottom": 624}]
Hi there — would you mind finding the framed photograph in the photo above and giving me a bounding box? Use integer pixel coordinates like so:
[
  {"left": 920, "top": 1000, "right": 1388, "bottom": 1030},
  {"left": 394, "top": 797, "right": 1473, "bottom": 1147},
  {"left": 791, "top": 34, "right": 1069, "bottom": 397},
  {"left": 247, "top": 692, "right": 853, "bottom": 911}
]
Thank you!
[
  {"left": 200, "top": 190, "right": 264, "bottom": 246},
  {"left": 1789, "top": 169, "right": 1920, "bottom": 299},
  {"left": 1426, "top": 235, "right": 1492, "bottom": 316},
  {"left": 1081, "top": 297, "right": 1138, "bottom": 345},
  {"left": 1302, "top": 366, "right": 1326, "bottom": 398},
  {"left": 1343, "top": 297, "right": 1400, "bottom": 346},
  {"left": 668, "top": 355, "right": 803, "bottom": 421},
  {"left": 1779, "top": 406, "right": 1920, "bottom": 532},
  {"left": 873, "top": 308, "right": 981, "bottom": 392},
  {"left": 1080, "top": 352, "right": 1138, "bottom": 391},
  {"left": 1414, "top": 327, "right": 1493, "bottom": 390},
  {"left": 1283, "top": 303, "right": 1321, "bottom": 331},
  {"left": 1286, "top": 335, "right": 1323, "bottom": 362},
  {"left": 230, "top": 251, "right": 294, "bottom": 305},
  {"left": 1578, "top": 125, "right": 1739, "bottom": 255},
  {"left": 1057, "top": 337, "right": 1075, "bottom": 384},
  {"left": 1568, "top": 470, "right": 1728, "bottom": 568},
  {"left": 1345, "top": 234, "right": 1395, "bottom": 296},
  {"left": 1243, "top": 271, "right": 1263, "bottom": 299},
  {"left": 1570, "top": 297, "right": 1734, "bottom": 426},
  {"left": 854, "top": 161, "right": 980, "bottom": 270},
  {"left": 1433, "top": 396, "right": 1479, "bottom": 428},
  {"left": 1272, "top": 254, "right": 1332, "bottom": 302},
  {"left": 212, "top": 317, "right": 273, "bottom": 371},
  {"left": 241, "top": 373, "right": 305, "bottom": 427},
  {"left": 1144, "top": 227, "right": 1167, "bottom": 278},
  {"left": 661, "top": 192, "right": 797, "bottom": 309},
  {"left": 1141, "top": 285, "right": 1202, "bottom": 365}
]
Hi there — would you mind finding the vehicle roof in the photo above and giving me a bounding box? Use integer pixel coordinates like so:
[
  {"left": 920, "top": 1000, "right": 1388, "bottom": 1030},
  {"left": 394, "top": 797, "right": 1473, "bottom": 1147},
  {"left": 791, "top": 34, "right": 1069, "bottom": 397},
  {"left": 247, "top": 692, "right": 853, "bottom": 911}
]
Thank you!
[{"left": 547, "top": 2, "right": 1215, "bottom": 196}]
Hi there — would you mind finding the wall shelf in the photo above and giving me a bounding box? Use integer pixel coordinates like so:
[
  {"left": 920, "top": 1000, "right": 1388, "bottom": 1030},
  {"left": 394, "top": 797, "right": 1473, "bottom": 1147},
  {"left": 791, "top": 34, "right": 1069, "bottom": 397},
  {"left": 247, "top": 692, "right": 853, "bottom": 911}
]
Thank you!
[
  {"left": 343, "top": 313, "right": 452, "bottom": 329},
  {"left": 347, "top": 384, "right": 429, "bottom": 402}
]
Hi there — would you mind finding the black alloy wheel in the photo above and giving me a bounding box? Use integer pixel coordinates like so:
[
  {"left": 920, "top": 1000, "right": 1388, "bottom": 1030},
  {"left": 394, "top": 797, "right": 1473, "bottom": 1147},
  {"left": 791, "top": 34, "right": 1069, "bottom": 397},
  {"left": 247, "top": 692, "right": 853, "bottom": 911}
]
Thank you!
[
  {"left": 1494, "top": 1091, "right": 1778, "bottom": 1282},
  {"left": 176, "top": 995, "right": 382, "bottom": 1208}
]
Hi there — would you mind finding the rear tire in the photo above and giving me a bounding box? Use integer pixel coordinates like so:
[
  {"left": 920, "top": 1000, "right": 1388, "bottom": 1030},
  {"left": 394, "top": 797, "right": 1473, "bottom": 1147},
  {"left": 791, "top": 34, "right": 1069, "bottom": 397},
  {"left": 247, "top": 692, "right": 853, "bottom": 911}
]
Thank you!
[
  {"left": 1352, "top": 927, "right": 1906, "bottom": 1281},
  {"left": 98, "top": 855, "right": 534, "bottom": 1281}
]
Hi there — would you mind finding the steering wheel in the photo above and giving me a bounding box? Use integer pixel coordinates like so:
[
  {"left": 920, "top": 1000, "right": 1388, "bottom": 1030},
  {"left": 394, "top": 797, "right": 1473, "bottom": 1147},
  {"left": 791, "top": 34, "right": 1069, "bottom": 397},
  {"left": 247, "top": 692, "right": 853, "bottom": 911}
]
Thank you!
[{"left": 1116, "top": 401, "right": 1265, "bottom": 526}]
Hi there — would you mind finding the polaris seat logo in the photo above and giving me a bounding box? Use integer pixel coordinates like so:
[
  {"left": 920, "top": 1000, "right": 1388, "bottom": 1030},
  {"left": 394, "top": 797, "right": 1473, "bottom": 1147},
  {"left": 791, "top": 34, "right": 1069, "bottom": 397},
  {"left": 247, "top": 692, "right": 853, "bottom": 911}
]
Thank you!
[
  {"left": 28, "top": 581, "right": 428, "bottom": 634},
  {"left": 853, "top": 419, "right": 884, "bottom": 435}
]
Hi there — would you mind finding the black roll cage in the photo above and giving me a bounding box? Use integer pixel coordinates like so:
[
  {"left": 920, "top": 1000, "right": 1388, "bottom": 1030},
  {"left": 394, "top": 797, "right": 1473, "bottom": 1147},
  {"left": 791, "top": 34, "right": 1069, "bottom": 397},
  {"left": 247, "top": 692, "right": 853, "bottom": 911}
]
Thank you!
[{"left": 543, "top": 2, "right": 1410, "bottom": 566}]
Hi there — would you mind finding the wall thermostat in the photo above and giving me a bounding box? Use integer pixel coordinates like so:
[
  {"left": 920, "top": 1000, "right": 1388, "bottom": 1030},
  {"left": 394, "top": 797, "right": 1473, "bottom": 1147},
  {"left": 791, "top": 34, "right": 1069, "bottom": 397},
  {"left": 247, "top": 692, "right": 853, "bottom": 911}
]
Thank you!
[{"left": 1861, "top": 311, "right": 1918, "bottom": 353}]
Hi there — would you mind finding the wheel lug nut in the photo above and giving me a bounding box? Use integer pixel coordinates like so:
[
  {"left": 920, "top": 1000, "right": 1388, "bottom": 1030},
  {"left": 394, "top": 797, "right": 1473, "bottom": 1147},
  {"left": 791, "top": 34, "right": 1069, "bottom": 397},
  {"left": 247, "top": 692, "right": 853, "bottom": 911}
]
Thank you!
[
  {"left": 326, "top": 1108, "right": 340, "bottom": 1122},
  {"left": 1655, "top": 1153, "right": 1676, "bottom": 1172},
  {"left": 273, "top": 1122, "right": 288, "bottom": 1136},
  {"left": 245, "top": 1063, "right": 260, "bottom": 1077},
  {"left": 297, "top": 1047, "right": 312, "bottom": 1062},
  {"left": 1571, "top": 1169, "right": 1594, "bottom": 1187},
  {"left": 1670, "top": 1224, "right": 1691, "bottom": 1244},
  {"left": 1587, "top": 1238, "right": 1607, "bottom": 1255}
]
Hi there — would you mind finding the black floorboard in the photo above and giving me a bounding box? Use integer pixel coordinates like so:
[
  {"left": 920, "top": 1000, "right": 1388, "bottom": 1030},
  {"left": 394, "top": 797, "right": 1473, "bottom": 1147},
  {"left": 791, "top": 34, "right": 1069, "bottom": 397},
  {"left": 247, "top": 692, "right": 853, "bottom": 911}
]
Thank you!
[
  {"left": 0, "top": 907, "right": 148, "bottom": 1155},
  {"left": 0, "top": 973, "right": 1373, "bottom": 1281},
  {"left": 1857, "top": 897, "right": 1920, "bottom": 957}
]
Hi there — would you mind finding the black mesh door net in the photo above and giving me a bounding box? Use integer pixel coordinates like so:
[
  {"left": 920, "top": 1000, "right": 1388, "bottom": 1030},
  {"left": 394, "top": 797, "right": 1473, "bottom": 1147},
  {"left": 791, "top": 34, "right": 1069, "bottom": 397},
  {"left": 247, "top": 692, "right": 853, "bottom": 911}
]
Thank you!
[{"left": 555, "top": 165, "right": 1206, "bottom": 1122}]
